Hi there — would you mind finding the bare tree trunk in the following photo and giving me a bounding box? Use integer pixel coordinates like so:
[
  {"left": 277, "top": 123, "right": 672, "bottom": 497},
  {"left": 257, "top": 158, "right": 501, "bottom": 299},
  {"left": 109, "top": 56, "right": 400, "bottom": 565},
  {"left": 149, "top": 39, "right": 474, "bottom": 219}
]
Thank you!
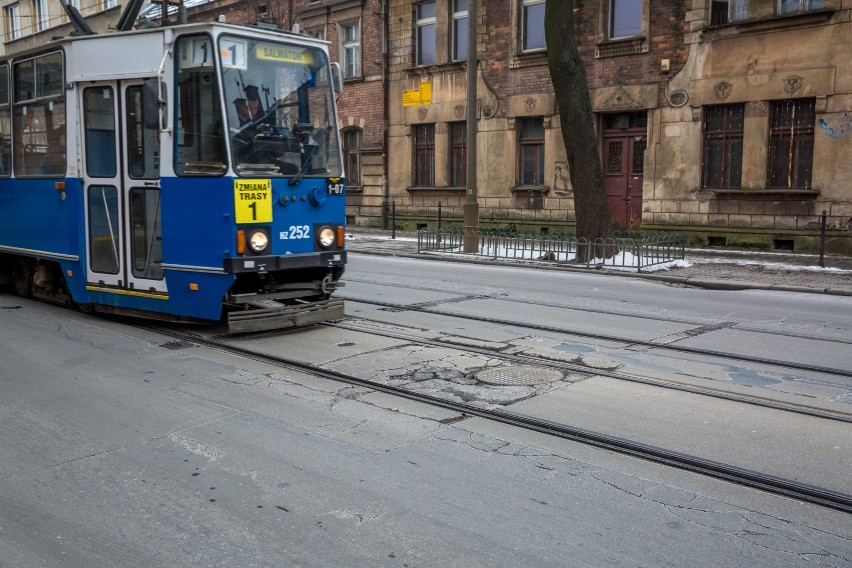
[{"left": 545, "top": 0, "right": 616, "bottom": 262}]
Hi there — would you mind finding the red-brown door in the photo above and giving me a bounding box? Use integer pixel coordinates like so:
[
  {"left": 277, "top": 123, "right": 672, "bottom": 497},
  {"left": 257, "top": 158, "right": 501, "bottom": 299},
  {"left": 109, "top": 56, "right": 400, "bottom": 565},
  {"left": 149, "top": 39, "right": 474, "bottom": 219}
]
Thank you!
[{"left": 603, "top": 118, "right": 646, "bottom": 230}]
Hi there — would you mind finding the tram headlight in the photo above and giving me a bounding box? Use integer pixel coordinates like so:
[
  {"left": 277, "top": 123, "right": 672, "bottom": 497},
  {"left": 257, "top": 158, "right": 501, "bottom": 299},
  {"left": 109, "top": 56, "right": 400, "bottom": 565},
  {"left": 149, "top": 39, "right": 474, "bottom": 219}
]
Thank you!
[
  {"left": 317, "top": 226, "right": 335, "bottom": 248},
  {"left": 248, "top": 230, "right": 269, "bottom": 253}
]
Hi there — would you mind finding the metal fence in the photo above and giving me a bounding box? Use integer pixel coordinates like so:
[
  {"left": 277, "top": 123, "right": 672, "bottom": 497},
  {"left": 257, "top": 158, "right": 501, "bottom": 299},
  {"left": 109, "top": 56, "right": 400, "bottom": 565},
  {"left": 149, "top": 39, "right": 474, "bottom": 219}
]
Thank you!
[{"left": 417, "top": 229, "right": 685, "bottom": 271}]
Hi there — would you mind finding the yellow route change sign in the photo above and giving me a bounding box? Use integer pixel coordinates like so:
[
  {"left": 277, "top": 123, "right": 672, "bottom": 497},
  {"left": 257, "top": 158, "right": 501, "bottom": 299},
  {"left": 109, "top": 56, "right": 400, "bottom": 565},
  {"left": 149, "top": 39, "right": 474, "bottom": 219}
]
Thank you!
[{"left": 234, "top": 179, "right": 272, "bottom": 224}]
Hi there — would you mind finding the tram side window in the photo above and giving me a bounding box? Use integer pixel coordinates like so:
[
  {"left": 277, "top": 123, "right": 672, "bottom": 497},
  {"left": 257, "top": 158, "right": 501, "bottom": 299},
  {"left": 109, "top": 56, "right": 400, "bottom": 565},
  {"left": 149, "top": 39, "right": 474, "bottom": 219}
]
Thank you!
[
  {"left": 175, "top": 35, "right": 227, "bottom": 176},
  {"left": 83, "top": 86, "right": 117, "bottom": 178},
  {"left": 126, "top": 85, "right": 160, "bottom": 179},
  {"left": 0, "top": 64, "right": 11, "bottom": 177},
  {"left": 13, "top": 52, "right": 66, "bottom": 177}
]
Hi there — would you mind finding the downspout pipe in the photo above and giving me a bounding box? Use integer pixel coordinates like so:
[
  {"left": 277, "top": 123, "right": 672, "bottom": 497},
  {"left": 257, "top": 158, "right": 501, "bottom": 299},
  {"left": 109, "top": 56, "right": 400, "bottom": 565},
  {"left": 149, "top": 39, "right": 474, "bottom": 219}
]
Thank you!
[{"left": 381, "top": 0, "right": 390, "bottom": 229}]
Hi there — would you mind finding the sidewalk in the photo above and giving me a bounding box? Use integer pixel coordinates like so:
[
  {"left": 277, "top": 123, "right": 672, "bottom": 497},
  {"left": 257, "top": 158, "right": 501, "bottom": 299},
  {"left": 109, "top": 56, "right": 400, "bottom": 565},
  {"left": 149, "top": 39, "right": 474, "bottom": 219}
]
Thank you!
[{"left": 345, "top": 230, "right": 852, "bottom": 297}]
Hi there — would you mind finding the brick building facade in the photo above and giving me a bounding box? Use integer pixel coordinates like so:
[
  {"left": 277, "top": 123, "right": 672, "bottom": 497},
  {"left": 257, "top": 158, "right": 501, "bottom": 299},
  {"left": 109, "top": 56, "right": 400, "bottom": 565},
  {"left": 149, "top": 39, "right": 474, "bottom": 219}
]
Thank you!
[{"left": 383, "top": 0, "right": 852, "bottom": 253}]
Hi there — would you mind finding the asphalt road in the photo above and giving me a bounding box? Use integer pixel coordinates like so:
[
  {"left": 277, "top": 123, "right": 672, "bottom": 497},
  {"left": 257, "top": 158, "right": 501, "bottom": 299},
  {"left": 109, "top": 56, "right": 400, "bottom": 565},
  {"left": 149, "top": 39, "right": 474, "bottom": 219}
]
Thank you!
[{"left": 0, "top": 291, "right": 850, "bottom": 566}]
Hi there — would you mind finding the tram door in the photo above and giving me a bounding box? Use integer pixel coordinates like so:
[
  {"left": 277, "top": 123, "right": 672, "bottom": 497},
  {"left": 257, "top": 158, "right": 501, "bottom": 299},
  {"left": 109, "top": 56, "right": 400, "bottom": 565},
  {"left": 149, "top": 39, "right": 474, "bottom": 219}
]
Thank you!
[{"left": 82, "top": 81, "right": 165, "bottom": 295}]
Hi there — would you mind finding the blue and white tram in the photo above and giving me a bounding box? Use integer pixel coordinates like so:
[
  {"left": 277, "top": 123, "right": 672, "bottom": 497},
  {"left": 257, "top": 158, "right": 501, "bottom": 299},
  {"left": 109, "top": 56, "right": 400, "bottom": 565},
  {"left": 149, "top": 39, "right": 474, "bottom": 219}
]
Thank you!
[{"left": 0, "top": 22, "right": 347, "bottom": 332}]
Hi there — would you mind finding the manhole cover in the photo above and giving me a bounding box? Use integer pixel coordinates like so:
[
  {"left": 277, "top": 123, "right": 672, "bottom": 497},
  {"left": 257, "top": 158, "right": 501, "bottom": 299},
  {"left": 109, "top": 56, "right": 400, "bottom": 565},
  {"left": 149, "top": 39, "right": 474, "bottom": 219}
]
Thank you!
[{"left": 476, "top": 365, "right": 563, "bottom": 386}]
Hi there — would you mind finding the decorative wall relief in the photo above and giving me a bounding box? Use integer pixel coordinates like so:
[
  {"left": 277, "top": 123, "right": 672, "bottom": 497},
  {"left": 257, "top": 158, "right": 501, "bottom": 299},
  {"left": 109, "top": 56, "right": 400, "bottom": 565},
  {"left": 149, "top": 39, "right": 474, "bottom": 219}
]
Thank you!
[
  {"left": 784, "top": 76, "right": 803, "bottom": 95},
  {"left": 524, "top": 97, "right": 537, "bottom": 113},
  {"left": 668, "top": 90, "right": 688, "bottom": 107},
  {"left": 600, "top": 87, "right": 643, "bottom": 110},
  {"left": 714, "top": 82, "right": 732, "bottom": 100},
  {"left": 418, "top": 107, "right": 428, "bottom": 121},
  {"left": 745, "top": 101, "right": 768, "bottom": 118},
  {"left": 553, "top": 161, "right": 573, "bottom": 194},
  {"left": 454, "top": 104, "right": 465, "bottom": 119}
]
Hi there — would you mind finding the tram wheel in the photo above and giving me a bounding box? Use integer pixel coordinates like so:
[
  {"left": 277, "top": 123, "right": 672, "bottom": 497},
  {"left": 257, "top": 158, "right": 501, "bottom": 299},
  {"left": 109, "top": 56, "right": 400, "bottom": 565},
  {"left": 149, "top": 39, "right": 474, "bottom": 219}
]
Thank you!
[
  {"left": 11, "top": 258, "right": 34, "bottom": 297},
  {"left": 78, "top": 302, "right": 95, "bottom": 314}
]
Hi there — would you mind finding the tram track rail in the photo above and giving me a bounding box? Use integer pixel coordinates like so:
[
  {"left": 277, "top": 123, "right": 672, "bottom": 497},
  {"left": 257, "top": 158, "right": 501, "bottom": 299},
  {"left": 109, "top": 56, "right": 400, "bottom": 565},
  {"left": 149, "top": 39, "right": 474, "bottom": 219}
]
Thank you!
[
  {"left": 152, "top": 324, "right": 852, "bottom": 515},
  {"left": 340, "top": 294, "right": 852, "bottom": 380}
]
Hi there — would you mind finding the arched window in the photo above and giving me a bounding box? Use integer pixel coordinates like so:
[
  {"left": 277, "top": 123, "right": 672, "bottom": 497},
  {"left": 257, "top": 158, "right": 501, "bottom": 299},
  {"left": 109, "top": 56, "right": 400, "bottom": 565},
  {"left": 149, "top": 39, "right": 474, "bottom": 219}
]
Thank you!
[{"left": 343, "top": 127, "right": 362, "bottom": 186}]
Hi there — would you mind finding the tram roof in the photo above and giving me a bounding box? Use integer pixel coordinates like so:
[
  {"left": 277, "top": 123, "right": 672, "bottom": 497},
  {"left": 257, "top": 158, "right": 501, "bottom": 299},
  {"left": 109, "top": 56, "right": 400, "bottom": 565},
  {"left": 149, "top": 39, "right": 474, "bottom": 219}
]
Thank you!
[{"left": 6, "top": 22, "right": 328, "bottom": 81}]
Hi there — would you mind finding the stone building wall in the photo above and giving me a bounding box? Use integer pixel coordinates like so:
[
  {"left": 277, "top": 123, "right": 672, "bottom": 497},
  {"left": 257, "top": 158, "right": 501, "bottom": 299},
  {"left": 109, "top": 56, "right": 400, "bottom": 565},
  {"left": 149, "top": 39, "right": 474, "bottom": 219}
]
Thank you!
[{"left": 646, "top": 0, "right": 852, "bottom": 250}]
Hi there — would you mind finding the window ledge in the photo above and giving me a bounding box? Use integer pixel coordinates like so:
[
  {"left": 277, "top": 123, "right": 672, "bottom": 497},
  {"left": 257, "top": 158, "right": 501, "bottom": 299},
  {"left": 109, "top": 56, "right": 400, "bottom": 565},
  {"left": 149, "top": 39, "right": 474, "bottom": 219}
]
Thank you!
[
  {"left": 706, "top": 8, "right": 835, "bottom": 35},
  {"left": 511, "top": 185, "right": 550, "bottom": 196},
  {"left": 595, "top": 36, "right": 647, "bottom": 58},
  {"left": 708, "top": 188, "right": 820, "bottom": 199},
  {"left": 405, "top": 186, "right": 466, "bottom": 194},
  {"left": 510, "top": 51, "right": 548, "bottom": 69},
  {"left": 347, "top": 185, "right": 364, "bottom": 194},
  {"left": 406, "top": 61, "right": 467, "bottom": 77}
]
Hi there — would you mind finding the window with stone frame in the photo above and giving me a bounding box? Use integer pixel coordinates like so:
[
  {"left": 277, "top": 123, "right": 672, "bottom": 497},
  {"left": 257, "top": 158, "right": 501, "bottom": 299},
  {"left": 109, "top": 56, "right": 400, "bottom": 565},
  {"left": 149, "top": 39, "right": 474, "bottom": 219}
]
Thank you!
[
  {"left": 452, "top": 0, "right": 469, "bottom": 61},
  {"left": 779, "top": 0, "right": 824, "bottom": 14},
  {"left": 5, "top": 4, "right": 21, "bottom": 40},
  {"left": 449, "top": 121, "right": 466, "bottom": 187},
  {"left": 521, "top": 0, "right": 545, "bottom": 52},
  {"left": 609, "top": 0, "right": 642, "bottom": 38},
  {"left": 416, "top": 1, "right": 437, "bottom": 66},
  {"left": 32, "top": 0, "right": 49, "bottom": 32},
  {"left": 710, "top": 0, "right": 749, "bottom": 25},
  {"left": 701, "top": 104, "right": 744, "bottom": 189},
  {"left": 340, "top": 20, "right": 361, "bottom": 78},
  {"left": 767, "top": 98, "right": 815, "bottom": 190},
  {"left": 413, "top": 123, "right": 435, "bottom": 186},
  {"left": 518, "top": 117, "right": 545, "bottom": 186},
  {"left": 343, "top": 127, "right": 362, "bottom": 186}
]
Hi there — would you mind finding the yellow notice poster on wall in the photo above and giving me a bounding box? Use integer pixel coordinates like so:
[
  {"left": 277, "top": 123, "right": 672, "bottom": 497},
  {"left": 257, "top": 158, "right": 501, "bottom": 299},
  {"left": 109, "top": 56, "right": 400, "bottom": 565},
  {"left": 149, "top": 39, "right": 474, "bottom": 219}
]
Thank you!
[
  {"left": 402, "top": 81, "right": 432, "bottom": 107},
  {"left": 234, "top": 179, "right": 272, "bottom": 224}
]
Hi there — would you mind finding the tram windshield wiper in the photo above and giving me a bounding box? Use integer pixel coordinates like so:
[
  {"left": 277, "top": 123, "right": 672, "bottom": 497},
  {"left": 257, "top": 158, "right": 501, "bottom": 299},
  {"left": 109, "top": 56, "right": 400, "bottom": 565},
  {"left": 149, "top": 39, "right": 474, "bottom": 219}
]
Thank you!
[{"left": 288, "top": 123, "right": 318, "bottom": 186}]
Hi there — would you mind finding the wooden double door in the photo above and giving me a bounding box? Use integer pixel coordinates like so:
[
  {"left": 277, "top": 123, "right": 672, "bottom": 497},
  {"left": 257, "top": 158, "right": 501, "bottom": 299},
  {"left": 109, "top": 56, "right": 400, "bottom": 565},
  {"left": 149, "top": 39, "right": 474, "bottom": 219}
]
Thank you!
[{"left": 602, "top": 113, "right": 647, "bottom": 230}]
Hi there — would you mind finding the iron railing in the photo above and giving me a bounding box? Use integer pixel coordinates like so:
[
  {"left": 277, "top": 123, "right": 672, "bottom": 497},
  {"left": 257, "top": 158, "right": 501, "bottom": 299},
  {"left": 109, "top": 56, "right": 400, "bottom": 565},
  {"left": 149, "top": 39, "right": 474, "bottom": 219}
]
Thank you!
[{"left": 417, "top": 229, "right": 684, "bottom": 271}]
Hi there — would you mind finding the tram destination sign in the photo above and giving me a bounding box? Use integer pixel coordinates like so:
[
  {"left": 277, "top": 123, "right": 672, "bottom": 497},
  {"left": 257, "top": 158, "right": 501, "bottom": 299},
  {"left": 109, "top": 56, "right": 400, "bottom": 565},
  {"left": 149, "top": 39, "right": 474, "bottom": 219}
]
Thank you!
[{"left": 256, "top": 45, "right": 314, "bottom": 65}]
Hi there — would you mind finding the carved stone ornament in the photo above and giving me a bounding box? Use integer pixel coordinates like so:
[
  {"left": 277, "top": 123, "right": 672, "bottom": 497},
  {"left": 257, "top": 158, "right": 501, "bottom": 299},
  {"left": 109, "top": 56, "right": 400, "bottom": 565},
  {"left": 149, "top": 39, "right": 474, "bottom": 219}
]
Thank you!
[
  {"left": 524, "top": 97, "right": 537, "bottom": 113},
  {"left": 745, "top": 100, "right": 768, "bottom": 118},
  {"left": 599, "top": 87, "right": 643, "bottom": 111},
  {"left": 784, "top": 75, "right": 803, "bottom": 95},
  {"left": 481, "top": 103, "right": 496, "bottom": 119},
  {"left": 454, "top": 104, "right": 465, "bottom": 119},
  {"left": 714, "top": 82, "right": 732, "bottom": 101},
  {"left": 418, "top": 107, "right": 428, "bottom": 121},
  {"left": 668, "top": 90, "right": 688, "bottom": 108}
]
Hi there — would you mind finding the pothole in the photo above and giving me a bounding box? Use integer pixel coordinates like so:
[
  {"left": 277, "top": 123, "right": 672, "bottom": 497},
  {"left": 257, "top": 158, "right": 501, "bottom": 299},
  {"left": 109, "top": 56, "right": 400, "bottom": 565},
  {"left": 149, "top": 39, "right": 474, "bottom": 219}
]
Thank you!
[{"left": 476, "top": 365, "right": 564, "bottom": 386}]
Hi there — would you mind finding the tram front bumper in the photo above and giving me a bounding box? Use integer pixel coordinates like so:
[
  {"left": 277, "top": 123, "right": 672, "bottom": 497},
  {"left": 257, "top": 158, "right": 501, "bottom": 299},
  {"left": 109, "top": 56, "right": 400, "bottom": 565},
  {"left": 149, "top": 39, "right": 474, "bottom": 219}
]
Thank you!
[{"left": 224, "top": 250, "right": 346, "bottom": 274}]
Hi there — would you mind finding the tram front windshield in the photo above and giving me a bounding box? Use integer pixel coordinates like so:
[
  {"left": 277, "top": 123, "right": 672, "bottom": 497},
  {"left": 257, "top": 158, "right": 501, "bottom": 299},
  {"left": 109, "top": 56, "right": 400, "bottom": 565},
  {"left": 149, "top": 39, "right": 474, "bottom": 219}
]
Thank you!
[{"left": 220, "top": 35, "right": 341, "bottom": 178}]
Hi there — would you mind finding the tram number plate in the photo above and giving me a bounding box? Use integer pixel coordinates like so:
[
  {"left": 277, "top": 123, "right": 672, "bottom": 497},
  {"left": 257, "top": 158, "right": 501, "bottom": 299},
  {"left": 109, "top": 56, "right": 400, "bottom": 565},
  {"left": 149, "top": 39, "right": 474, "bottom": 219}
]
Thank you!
[
  {"left": 280, "top": 225, "right": 310, "bottom": 240},
  {"left": 327, "top": 179, "right": 344, "bottom": 195},
  {"left": 234, "top": 179, "right": 272, "bottom": 224}
]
